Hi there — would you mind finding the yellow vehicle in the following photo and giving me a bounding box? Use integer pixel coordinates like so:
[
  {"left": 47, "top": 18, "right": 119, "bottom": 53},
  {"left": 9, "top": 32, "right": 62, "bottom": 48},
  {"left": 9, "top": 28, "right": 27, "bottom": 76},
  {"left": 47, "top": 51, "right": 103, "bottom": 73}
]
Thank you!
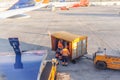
[{"left": 93, "top": 48, "right": 120, "bottom": 70}]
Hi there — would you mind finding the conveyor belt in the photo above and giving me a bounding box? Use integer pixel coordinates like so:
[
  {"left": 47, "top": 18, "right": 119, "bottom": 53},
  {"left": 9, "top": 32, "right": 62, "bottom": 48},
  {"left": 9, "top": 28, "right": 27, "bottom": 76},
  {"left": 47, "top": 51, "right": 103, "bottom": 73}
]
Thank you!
[{"left": 40, "top": 62, "right": 52, "bottom": 80}]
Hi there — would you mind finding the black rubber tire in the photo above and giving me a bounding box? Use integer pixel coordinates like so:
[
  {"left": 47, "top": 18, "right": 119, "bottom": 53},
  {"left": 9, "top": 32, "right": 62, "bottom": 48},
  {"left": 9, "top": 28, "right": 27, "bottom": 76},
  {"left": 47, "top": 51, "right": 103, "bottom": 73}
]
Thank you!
[
  {"left": 72, "top": 60, "right": 76, "bottom": 64},
  {"left": 95, "top": 61, "right": 107, "bottom": 70}
]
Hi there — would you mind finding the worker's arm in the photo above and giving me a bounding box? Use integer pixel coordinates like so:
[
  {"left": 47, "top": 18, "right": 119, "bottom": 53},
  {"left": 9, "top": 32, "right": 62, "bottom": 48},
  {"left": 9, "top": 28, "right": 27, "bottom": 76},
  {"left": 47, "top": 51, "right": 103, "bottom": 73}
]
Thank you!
[
  {"left": 60, "top": 50, "right": 63, "bottom": 54},
  {"left": 67, "top": 50, "right": 70, "bottom": 56}
]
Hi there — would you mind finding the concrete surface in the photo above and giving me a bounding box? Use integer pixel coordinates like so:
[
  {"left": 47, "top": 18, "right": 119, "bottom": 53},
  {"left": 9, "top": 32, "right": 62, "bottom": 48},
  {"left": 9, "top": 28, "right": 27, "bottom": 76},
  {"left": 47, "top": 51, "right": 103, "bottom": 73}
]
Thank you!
[
  {"left": 0, "top": 6, "right": 120, "bottom": 80},
  {"left": 90, "top": 1, "right": 120, "bottom": 6}
]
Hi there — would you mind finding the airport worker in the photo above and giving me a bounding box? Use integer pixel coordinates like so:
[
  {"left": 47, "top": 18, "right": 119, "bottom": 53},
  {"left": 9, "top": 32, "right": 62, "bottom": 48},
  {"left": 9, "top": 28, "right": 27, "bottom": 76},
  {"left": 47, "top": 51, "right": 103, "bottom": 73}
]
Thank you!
[
  {"left": 57, "top": 39, "right": 63, "bottom": 50},
  {"left": 55, "top": 48, "right": 61, "bottom": 58},
  {"left": 57, "top": 39, "right": 64, "bottom": 60},
  {"left": 61, "top": 46, "right": 70, "bottom": 66}
]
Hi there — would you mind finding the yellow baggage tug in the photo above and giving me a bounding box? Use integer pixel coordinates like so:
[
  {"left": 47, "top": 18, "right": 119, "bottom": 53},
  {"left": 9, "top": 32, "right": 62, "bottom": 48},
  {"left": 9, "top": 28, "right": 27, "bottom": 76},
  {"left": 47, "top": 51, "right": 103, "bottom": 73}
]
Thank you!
[
  {"left": 51, "top": 31, "right": 88, "bottom": 61},
  {"left": 93, "top": 48, "right": 120, "bottom": 70}
]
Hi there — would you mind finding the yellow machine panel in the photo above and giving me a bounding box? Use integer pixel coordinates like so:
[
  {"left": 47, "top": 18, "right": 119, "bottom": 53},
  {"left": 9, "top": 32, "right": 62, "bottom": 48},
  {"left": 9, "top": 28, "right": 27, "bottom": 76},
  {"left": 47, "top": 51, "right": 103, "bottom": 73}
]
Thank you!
[{"left": 40, "top": 59, "right": 57, "bottom": 80}]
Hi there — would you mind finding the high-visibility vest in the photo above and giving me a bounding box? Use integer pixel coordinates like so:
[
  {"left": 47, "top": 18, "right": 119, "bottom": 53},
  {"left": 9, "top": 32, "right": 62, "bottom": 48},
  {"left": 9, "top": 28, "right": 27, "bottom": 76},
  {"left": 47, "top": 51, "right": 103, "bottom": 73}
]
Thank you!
[
  {"left": 62, "top": 48, "right": 69, "bottom": 56},
  {"left": 58, "top": 41, "right": 63, "bottom": 49}
]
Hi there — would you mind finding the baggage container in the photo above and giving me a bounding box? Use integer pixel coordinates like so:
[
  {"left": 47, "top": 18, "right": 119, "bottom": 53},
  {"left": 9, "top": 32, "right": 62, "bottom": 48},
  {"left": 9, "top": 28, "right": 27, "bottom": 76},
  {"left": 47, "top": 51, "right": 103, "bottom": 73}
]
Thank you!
[
  {"left": 56, "top": 72, "right": 70, "bottom": 80},
  {"left": 51, "top": 31, "right": 87, "bottom": 60}
]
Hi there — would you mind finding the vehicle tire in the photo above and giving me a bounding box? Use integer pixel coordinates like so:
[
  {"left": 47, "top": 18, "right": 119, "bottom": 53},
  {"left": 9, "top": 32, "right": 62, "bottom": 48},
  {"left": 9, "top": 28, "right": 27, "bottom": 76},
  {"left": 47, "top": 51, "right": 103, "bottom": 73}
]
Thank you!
[
  {"left": 72, "top": 60, "right": 76, "bottom": 64},
  {"left": 95, "top": 61, "right": 107, "bottom": 70}
]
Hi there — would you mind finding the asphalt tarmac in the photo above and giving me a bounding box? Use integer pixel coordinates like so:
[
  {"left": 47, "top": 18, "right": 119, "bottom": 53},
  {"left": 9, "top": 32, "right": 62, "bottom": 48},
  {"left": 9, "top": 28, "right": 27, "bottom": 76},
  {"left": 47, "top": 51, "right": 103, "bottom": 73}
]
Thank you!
[{"left": 0, "top": 6, "right": 120, "bottom": 80}]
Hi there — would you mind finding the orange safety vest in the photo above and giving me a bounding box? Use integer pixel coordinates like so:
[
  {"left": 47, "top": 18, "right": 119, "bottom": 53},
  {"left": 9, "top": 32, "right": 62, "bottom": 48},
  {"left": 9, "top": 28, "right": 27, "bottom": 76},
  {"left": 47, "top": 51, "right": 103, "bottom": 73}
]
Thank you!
[
  {"left": 58, "top": 41, "right": 63, "bottom": 49},
  {"left": 62, "top": 48, "right": 69, "bottom": 56}
]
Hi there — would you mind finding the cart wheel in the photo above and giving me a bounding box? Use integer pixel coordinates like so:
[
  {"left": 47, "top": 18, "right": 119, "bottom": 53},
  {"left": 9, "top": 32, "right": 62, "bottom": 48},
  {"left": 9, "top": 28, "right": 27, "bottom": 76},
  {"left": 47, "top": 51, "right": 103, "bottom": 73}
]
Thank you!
[
  {"left": 95, "top": 61, "right": 107, "bottom": 70},
  {"left": 72, "top": 60, "right": 76, "bottom": 64}
]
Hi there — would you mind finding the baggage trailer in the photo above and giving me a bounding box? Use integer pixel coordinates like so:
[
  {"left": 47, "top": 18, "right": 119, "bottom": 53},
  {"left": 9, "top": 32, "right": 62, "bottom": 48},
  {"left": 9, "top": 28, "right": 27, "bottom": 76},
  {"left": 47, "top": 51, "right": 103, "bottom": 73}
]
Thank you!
[{"left": 51, "top": 31, "right": 88, "bottom": 60}]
